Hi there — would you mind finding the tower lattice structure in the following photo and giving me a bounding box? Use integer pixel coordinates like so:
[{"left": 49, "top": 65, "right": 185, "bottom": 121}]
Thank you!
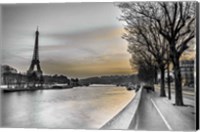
[{"left": 27, "top": 27, "right": 43, "bottom": 83}]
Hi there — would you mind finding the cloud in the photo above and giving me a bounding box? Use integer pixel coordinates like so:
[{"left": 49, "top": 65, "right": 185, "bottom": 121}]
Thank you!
[{"left": 38, "top": 27, "right": 132, "bottom": 78}]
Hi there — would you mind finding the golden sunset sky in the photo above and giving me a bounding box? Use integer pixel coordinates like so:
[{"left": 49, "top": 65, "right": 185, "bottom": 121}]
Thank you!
[{"left": 2, "top": 3, "right": 133, "bottom": 78}]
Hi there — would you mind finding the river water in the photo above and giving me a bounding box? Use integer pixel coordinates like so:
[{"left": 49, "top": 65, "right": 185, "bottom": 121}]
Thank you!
[{"left": 1, "top": 85, "right": 135, "bottom": 129}]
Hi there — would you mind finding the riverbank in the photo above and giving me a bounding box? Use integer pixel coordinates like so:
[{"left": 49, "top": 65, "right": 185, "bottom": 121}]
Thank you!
[
  {"left": 1, "top": 83, "right": 136, "bottom": 93},
  {"left": 101, "top": 84, "right": 195, "bottom": 130},
  {"left": 1, "top": 84, "right": 73, "bottom": 93},
  {"left": 101, "top": 86, "right": 143, "bottom": 129}
]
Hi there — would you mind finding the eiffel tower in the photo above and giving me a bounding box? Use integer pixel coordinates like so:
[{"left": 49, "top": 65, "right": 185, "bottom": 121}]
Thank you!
[{"left": 27, "top": 27, "right": 43, "bottom": 85}]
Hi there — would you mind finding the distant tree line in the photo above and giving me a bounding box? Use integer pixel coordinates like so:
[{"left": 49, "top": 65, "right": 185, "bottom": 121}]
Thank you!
[{"left": 80, "top": 75, "right": 138, "bottom": 85}]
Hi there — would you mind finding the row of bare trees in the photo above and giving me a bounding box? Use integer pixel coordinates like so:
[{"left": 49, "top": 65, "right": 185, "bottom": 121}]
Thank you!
[{"left": 118, "top": 2, "right": 196, "bottom": 106}]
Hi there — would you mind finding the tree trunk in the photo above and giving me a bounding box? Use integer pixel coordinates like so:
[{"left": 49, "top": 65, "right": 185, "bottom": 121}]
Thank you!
[
  {"left": 167, "top": 62, "right": 171, "bottom": 100},
  {"left": 160, "top": 66, "right": 166, "bottom": 97},
  {"left": 154, "top": 66, "right": 158, "bottom": 84},
  {"left": 173, "top": 57, "right": 184, "bottom": 106}
]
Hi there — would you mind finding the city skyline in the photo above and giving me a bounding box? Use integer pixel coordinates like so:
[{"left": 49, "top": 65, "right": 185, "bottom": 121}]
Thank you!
[{"left": 2, "top": 3, "right": 133, "bottom": 78}]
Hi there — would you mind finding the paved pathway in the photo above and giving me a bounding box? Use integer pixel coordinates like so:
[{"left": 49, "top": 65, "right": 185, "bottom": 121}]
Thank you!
[
  {"left": 129, "top": 89, "right": 195, "bottom": 131},
  {"left": 129, "top": 90, "right": 168, "bottom": 130}
]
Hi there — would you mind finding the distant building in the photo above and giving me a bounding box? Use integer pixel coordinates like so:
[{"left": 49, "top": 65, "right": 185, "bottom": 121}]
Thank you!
[
  {"left": 1, "top": 65, "right": 21, "bottom": 85},
  {"left": 180, "top": 60, "right": 194, "bottom": 87}
]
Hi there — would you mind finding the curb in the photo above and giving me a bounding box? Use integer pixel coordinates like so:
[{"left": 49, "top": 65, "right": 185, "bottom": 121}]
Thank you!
[{"left": 100, "top": 87, "right": 143, "bottom": 130}]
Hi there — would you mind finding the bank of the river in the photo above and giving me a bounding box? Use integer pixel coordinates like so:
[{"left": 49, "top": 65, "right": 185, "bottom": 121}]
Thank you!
[{"left": 1, "top": 83, "right": 76, "bottom": 92}]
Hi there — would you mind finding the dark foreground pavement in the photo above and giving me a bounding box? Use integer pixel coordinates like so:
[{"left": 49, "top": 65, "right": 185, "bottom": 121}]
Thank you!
[{"left": 129, "top": 89, "right": 195, "bottom": 131}]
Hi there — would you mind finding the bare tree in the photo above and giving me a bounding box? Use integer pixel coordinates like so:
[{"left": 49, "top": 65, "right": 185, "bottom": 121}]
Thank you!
[
  {"left": 118, "top": 3, "right": 169, "bottom": 97},
  {"left": 158, "top": 2, "right": 195, "bottom": 106},
  {"left": 129, "top": 46, "right": 157, "bottom": 84},
  {"left": 118, "top": 2, "right": 195, "bottom": 105}
]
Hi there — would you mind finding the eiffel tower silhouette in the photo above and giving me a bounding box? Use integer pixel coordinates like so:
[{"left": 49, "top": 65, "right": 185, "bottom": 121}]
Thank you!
[{"left": 27, "top": 27, "right": 43, "bottom": 85}]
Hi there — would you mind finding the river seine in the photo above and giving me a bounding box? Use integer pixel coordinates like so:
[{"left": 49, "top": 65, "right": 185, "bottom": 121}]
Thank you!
[{"left": 1, "top": 85, "right": 135, "bottom": 129}]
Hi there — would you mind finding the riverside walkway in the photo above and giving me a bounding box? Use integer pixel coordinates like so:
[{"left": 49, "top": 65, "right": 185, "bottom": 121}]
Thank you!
[
  {"left": 129, "top": 89, "right": 195, "bottom": 130},
  {"left": 102, "top": 86, "right": 195, "bottom": 131}
]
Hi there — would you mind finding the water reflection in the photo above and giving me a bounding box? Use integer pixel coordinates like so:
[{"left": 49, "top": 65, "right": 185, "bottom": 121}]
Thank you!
[{"left": 1, "top": 85, "right": 135, "bottom": 129}]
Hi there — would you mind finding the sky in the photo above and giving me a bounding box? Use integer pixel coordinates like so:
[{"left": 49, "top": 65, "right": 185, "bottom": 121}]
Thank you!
[{"left": 1, "top": 3, "right": 133, "bottom": 78}]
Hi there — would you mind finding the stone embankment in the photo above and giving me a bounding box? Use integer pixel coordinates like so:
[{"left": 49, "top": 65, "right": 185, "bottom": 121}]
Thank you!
[{"left": 101, "top": 87, "right": 143, "bottom": 129}]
